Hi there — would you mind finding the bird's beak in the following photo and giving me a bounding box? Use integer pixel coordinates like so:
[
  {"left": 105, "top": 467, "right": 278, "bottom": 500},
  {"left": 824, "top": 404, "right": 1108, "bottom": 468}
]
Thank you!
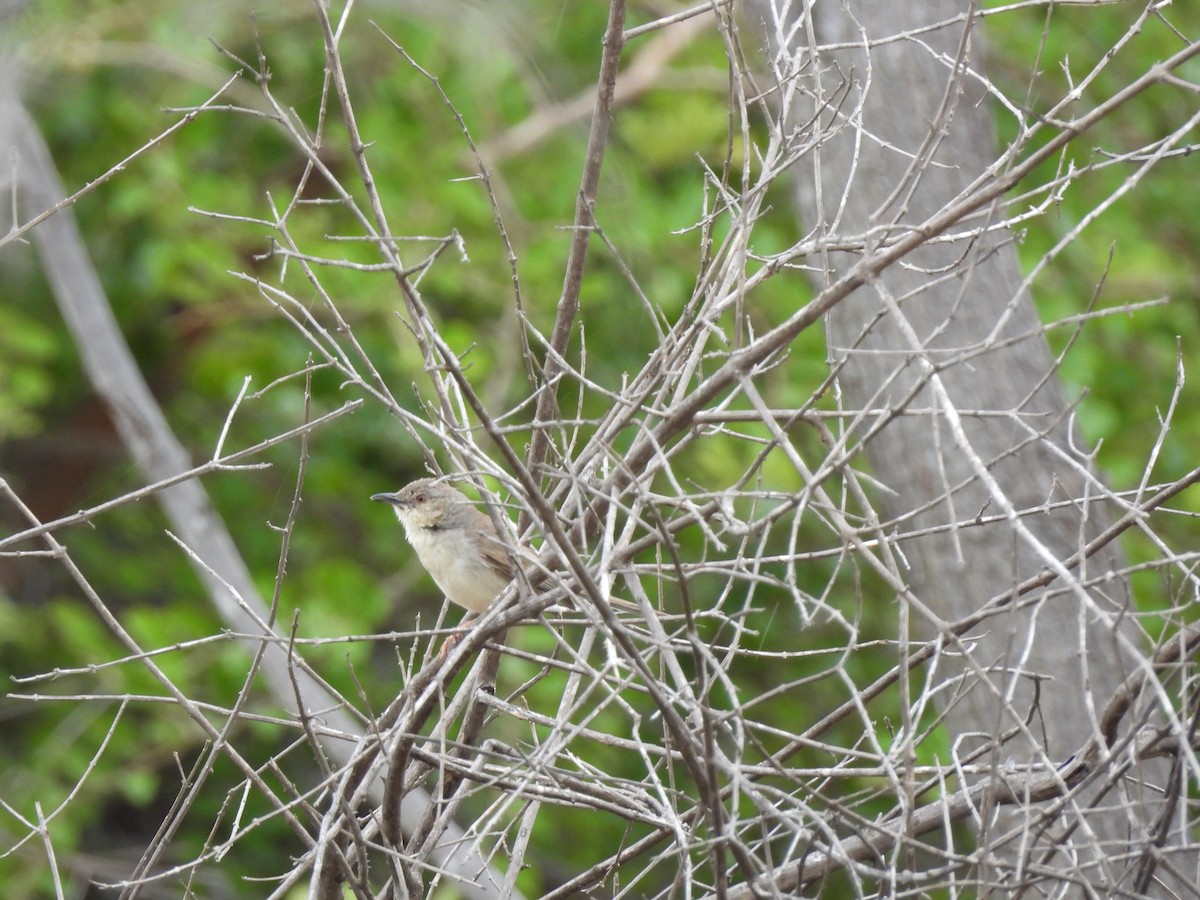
[{"left": 371, "top": 492, "right": 400, "bottom": 505}]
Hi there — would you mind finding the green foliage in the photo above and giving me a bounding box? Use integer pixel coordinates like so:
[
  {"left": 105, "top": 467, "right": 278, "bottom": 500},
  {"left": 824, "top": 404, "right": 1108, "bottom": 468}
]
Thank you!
[
  {"left": 1, "top": 0, "right": 1196, "bottom": 895},
  {"left": 0, "top": 305, "right": 58, "bottom": 436},
  {"left": 986, "top": 2, "right": 1200, "bottom": 583}
]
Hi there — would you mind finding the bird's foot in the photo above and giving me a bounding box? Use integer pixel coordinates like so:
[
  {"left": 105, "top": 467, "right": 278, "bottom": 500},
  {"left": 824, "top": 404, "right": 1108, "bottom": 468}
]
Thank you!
[{"left": 436, "top": 612, "right": 479, "bottom": 662}]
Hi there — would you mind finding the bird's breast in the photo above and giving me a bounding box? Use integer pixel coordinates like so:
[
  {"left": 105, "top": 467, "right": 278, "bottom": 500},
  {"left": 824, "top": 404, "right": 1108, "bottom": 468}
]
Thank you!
[{"left": 406, "top": 526, "right": 509, "bottom": 613}]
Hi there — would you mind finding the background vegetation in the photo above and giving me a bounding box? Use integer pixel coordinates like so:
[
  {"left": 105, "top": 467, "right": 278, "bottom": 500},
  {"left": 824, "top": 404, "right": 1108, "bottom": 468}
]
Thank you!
[{"left": 1, "top": 1, "right": 1197, "bottom": 897}]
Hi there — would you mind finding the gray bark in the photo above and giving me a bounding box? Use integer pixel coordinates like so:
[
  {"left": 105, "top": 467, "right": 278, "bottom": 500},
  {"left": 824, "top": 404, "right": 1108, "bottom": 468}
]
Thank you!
[{"left": 746, "top": 0, "right": 1182, "bottom": 894}]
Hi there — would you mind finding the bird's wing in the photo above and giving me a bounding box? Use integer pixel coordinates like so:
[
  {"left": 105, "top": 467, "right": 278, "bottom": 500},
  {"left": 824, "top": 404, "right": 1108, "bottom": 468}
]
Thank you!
[
  {"left": 474, "top": 522, "right": 519, "bottom": 581},
  {"left": 473, "top": 509, "right": 646, "bottom": 615}
]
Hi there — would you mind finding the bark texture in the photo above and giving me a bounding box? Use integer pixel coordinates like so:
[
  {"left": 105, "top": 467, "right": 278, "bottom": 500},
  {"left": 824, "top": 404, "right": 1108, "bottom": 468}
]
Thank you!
[{"left": 746, "top": 1, "right": 1180, "bottom": 892}]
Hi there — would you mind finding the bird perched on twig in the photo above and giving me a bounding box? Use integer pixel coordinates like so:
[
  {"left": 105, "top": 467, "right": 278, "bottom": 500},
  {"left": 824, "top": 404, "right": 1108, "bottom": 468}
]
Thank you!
[
  {"left": 372, "top": 478, "right": 644, "bottom": 638},
  {"left": 371, "top": 478, "right": 521, "bottom": 616}
]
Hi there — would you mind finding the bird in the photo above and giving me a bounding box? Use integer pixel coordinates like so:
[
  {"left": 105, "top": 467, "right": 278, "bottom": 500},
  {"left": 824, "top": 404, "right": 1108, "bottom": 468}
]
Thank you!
[
  {"left": 371, "top": 478, "right": 520, "bottom": 616},
  {"left": 372, "top": 478, "right": 648, "bottom": 652}
]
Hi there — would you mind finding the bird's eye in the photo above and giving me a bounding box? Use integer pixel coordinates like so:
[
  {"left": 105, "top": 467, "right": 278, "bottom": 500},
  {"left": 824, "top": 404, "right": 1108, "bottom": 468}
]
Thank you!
[{"left": 415, "top": 494, "right": 426, "bottom": 504}]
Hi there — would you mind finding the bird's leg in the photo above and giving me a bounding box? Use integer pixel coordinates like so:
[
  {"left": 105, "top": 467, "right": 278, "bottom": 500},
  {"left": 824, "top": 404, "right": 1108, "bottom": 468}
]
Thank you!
[{"left": 437, "top": 611, "right": 480, "bottom": 661}]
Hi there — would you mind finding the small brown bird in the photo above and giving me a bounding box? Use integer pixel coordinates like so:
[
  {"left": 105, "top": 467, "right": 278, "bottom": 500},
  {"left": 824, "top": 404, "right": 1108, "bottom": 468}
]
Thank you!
[
  {"left": 373, "top": 478, "right": 647, "bottom": 644},
  {"left": 371, "top": 478, "right": 519, "bottom": 614}
]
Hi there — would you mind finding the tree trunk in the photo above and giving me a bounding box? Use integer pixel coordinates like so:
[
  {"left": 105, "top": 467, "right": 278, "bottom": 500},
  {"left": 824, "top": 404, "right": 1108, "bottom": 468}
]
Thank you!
[{"left": 746, "top": 0, "right": 1182, "bottom": 893}]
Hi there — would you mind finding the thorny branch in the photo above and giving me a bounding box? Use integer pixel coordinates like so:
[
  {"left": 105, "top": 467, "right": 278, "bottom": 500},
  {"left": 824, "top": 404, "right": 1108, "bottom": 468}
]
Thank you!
[{"left": 4, "top": 2, "right": 1199, "bottom": 899}]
